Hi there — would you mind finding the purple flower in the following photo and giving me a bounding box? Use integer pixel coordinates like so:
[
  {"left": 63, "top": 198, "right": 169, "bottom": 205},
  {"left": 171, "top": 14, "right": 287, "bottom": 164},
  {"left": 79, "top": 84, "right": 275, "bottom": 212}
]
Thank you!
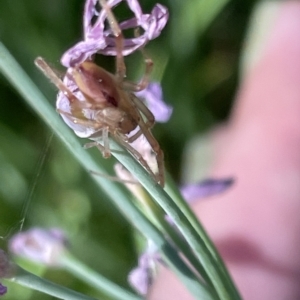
[
  {"left": 135, "top": 82, "right": 173, "bottom": 123},
  {"left": 0, "top": 283, "right": 7, "bottom": 296},
  {"left": 0, "top": 249, "right": 14, "bottom": 296},
  {"left": 9, "top": 228, "right": 68, "bottom": 266},
  {"left": 128, "top": 241, "right": 160, "bottom": 296},
  {"left": 61, "top": 0, "right": 169, "bottom": 67},
  {"left": 165, "top": 179, "right": 234, "bottom": 225},
  {"left": 180, "top": 178, "right": 234, "bottom": 203},
  {"left": 128, "top": 265, "right": 150, "bottom": 296}
]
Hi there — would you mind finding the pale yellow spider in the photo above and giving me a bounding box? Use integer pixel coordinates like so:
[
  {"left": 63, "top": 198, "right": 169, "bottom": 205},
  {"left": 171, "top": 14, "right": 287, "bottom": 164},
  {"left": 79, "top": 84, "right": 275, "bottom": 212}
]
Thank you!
[{"left": 35, "top": 0, "right": 165, "bottom": 186}]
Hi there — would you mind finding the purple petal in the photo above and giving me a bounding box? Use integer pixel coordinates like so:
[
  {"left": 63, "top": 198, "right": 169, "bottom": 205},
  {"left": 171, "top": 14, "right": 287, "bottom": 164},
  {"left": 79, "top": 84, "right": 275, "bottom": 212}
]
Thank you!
[
  {"left": 61, "top": 40, "right": 106, "bottom": 67},
  {"left": 138, "top": 250, "right": 158, "bottom": 268},
  {"left": 135, "top": 82, "right": 172, "bottom": 123},
  {"left": 85, "top": 0, "right": 114, "bottom": 41},
  {"left": 128, "top": 267, "right": 150, "bottom": 296},
  {"left": 9, "top": 228, "right": 67, "bottom": 266},
  {"left": 98, "top": 35, "right": 147, "bottom": 56},
  {"left": 98, "top": 2, "right": 168, "bottom": 56},
  {"left": 180, "top": 178, "right": 234, "bottom": 203},
  {"left": 83, "top": 0, "right": 98, "bottom": 39},
  {"left": 128, "top": 241, "right": 160, "bottom": 295},
  {"left": 146, "top": 4, "right": 169, "bottom": 40},
  {"left": 0, "top": 284, "right": 7, "bottom": 296},
  {"left": 61, "top": 0, "right": 169, "bottom": 67},
  {"left": 126, "top": 0, "right": 143, "bottom": 21}
]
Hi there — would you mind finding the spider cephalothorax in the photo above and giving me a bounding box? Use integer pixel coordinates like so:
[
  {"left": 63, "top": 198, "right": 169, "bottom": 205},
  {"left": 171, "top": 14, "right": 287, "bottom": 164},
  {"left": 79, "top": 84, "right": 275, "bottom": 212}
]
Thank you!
[{"left": 68, "top": 61, "right": 140, "bottom": 136}]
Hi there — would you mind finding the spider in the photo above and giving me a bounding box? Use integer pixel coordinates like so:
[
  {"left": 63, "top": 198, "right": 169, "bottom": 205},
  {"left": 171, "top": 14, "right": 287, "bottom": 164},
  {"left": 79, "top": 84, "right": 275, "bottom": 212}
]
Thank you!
[{"left": 35, "top": 0, "right": 165, "bottom": 187}]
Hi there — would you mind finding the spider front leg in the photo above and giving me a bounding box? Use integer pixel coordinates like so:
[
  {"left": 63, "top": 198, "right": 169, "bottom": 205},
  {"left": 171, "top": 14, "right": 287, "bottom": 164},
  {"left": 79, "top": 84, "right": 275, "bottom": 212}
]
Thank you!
[
  {"left": 122, "top": 49, "right": 154, "bottom": 93},
  {"left": 126, "top": 94, "right": 155, "bottom": 144},
  {"left": 131, "top": 94, "right": 155, "bottom": 128},
  {"left": 142, "top": 129, "right": 165, "bottom": 187},
  {"left": 35, "top": 57, "right": 87, "bottom": 109},
  {"left": 35, "top": 56, "right": 100, "bottom": 144},
  {"left": 133, "top": 109, "right": 165, "bottom": 186}
]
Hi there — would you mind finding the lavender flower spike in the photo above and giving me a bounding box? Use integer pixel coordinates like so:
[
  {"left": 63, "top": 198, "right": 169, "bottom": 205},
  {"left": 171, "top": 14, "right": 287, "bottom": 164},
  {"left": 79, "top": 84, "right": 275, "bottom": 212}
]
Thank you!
[
  {"left": 9, "top": 228, "right": 68, "bottom": 266},
  {"left": 61, "top": 0, "right": 169, "bottom": 67}
]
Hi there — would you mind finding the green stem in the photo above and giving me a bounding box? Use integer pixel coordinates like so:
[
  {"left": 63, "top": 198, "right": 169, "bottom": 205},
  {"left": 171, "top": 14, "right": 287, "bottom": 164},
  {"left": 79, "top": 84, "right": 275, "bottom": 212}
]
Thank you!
[
  {"left": 136, "top": 191, "right": 218, "bottom": 297},
  {"left": 165, "top": 173, "right": 241, "bottom": 299},
  {"left": 60, "top": 253, "right": 141, "bottom": 300},
  {"left": 8, "top": 267, "right": 98, "bottom": 300},
  {"left": 108, "top": 138, "right": 241, "bottom": 300}
]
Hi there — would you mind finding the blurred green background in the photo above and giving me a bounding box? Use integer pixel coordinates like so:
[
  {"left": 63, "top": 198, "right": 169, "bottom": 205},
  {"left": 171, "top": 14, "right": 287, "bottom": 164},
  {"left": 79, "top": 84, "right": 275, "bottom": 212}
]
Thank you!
[{"left": 0, "top": 0, "right": 257, "bottom": 299}]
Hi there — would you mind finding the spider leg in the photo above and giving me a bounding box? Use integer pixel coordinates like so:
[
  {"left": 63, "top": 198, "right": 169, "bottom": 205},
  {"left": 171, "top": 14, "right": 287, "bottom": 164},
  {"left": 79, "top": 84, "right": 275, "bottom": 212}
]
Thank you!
[
  {"left": 127, "top": 129, "right": 143, "bottom": 143},
  {"left": 57, "top": 108, "right": 113, "bottom": 158},
  {"left": 56, "top": 109, "right": 103, "bottom": 129},
  {"left": 90, "top": 170, "right": 138, "bottom": 184},
  {"left": 134, "top": 109, "right": 165, "bottom": 186},
  {"left": 120, "top": 94, "right": 164, "bottom": 185},
  {"left": 35, "top": 57, "right": 85, "bottom": 107},
  {"left": 99, "top": 0, "right": 126, "bottom": 81},
  {"left": 131, "top": 94, "right": 155, "bottom": 128},
  {"left": 102, "top": 126, "right": 110, "bottom": 158},
  {"left": 84, "top": 126, "right": 111, "bottom": 159},
  {"left": 57, "top": 109, "right": 110, "bottom": 158},
  {"left": 125, "top": 93, "right": 155, "bottom": 143},
  {"left": 115, "top": 133, "right": 158, "bottom": 181},
  {"left": 84, "top": 140, "right": 108, "bottom": 155},
  {"left": 122, "top": 48, "right": 154, "bottom": 92}
]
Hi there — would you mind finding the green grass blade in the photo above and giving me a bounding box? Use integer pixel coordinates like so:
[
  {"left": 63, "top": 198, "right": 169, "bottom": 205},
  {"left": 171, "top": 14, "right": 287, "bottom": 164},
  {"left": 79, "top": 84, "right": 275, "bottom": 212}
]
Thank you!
[
  {"left": 9, "top": 267, "right": 98, "bottom": 300},
  {"left": 60, "top": 254, "right": 142, "bottom": 300}
]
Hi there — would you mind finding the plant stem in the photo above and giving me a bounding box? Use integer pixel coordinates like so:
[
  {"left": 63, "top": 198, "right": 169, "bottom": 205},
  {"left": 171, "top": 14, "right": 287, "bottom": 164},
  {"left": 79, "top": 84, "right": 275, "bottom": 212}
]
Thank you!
[{"left": 60, "top": 253, "right": 142, "bottom": 300}]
